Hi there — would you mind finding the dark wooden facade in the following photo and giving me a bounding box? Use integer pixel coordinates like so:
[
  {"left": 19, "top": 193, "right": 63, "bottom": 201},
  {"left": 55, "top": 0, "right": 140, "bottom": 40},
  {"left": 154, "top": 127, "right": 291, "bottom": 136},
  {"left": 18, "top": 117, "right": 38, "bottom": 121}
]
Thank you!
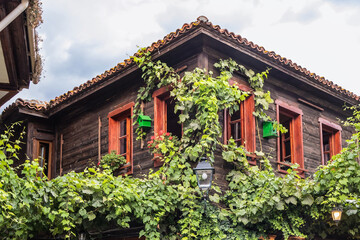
[{"left": 1, "top": 17, "right": 357, "bottom": 190}]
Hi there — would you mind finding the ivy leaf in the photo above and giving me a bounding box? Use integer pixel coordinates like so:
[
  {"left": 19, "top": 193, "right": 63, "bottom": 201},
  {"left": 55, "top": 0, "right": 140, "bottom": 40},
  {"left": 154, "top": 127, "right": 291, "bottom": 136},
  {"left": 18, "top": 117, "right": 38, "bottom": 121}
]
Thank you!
[
  {"left": 82, "top": 189, "right": 94, "bottom": 195},
  {"left": 48, "top": 213, "right": 55, "bottom": 222},
  {"left": 209, "top": 194, "right": 220, "bottom": 203},
  {"left": 88, "top": 213, "right": 96, "bottom": 221},
  {"left": 285, "top": 197, "right": 297, "bottom": 205},
  {"left": 276, "top": 201, "right": 285, "bottom": 210},
  {"left": 79, "top": 208, "right": 87, "bottom": 216},
  {"left": 301, "top": 195, "right": 314, "bottom": 206}
]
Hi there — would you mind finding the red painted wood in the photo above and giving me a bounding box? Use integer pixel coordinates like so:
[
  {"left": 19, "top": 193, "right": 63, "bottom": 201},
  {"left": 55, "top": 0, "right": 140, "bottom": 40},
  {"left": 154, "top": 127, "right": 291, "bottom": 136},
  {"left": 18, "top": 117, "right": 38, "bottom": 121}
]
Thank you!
[
  {"left": 277, "top": 101, "right": 305, "bottom": 174},
  {"left": 244, "top": 95, "right": 256, "bottom": 152},
  {"left": 108, "top": 102, "right": 134, "bottom": 174}
]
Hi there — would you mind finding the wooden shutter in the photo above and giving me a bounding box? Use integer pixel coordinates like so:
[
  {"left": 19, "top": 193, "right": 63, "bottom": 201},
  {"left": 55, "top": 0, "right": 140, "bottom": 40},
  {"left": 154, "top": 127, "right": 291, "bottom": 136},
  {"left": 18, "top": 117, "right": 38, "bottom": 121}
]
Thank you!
[{"left": 243, "top": 95, "right": 256, "bottom": 152}]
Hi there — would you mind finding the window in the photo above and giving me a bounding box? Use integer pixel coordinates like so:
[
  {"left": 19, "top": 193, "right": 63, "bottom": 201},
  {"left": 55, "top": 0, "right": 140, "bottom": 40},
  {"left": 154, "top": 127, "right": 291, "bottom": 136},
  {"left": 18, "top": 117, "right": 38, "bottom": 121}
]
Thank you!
[
  {"left": 224, "top": 80, "right": 256, "bottom": 163},
  {"left": 153, "top": 86, "right": 182, "bottom": 167},
  {"left": 153, "top": 86, "right": 182, "bottom": 139},
  {"left": 276, "top": 100, "right": 305, "bottom": 175},
  {"left": 108, "top": 102, "right": 134, "bottom": 174},
  {"left": 33, "top": 140, "right": 53, "bottom": 179},
  {"left": 319, "top": 117, "right": 342, "bottom": 165}
]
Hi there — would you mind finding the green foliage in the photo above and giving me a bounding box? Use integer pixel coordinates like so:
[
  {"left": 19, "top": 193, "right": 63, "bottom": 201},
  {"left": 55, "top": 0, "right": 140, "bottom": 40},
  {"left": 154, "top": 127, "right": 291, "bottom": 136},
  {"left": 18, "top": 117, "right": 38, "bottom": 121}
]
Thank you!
[
  {"left": 98, "top": 150, "right": 126, "bottom": 172},
  {"left": 1, "top": 52, "right": 360, "bottom": 240}
]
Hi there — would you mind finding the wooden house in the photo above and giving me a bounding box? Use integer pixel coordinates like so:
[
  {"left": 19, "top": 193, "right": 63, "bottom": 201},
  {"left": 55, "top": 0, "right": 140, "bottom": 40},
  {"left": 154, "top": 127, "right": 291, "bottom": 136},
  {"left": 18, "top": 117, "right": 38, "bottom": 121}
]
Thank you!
[
  {"left": 1, "top": 16, "right": 358, "bottom": 186},
  {"left": 0, "top": 0, "right": 42, "bottom": 106}
]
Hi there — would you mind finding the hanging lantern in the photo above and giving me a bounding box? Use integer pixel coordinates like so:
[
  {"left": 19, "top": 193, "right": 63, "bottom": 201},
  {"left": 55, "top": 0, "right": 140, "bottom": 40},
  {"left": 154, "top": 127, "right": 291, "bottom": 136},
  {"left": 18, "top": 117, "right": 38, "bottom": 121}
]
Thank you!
[
  {"left": 193, "top": 157, "right": 215, "bottom": 191},
  {"left": 331, "top": 206, "right": 343, "bottom": 224}
]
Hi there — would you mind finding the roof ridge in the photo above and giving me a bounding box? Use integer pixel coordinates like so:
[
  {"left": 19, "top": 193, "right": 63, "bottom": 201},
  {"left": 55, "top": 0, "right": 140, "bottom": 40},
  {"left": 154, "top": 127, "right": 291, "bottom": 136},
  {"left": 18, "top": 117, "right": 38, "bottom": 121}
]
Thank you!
[{"left": 4, "top": 16, "right": 359, "bottom": 115}]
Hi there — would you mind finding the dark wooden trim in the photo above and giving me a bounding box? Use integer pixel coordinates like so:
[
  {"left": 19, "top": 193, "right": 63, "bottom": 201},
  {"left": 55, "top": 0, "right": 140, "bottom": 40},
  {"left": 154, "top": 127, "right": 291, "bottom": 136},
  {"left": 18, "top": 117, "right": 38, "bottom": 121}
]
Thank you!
[
  {"left": 0, "top": 90, "right": 17, "bottom": 106},
  {"left": 98, "top": 116, "right": 101, "bottom": 162},
  {"left": 18, "top": 108, "right": 48, "bottom": 118},
  {"left": 59, "top": 134, "right": 63, "bottom": 176},
  {"left": 0, "top": 5, "right": 18, "bottom": 88},
  {"left": 298, "top": 98, "right": 324, "bottom": 111},
  {"left": 175, "top": 65, "right": 187, "bottom": 73},
  {"left": 0, "top": 83, "right": 18, "bottom": 90}
]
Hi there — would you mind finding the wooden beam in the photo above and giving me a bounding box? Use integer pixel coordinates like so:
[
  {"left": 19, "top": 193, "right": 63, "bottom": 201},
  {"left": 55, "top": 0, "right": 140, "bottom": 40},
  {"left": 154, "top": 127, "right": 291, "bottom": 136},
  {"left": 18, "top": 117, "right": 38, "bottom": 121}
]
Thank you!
[
  {"left": 0, "top": 90, "right": 16, "bottom": 106},
  {"left": 18, "top": 107, "right": 48, "bottom": 118},
  {"left": 6, "top": 0, "right": 30, "bottom": 88},
  {"left": 298, "top": 98, "right": 324, "bottom": 111},
  {"left": 0, "top": 82, "right": 18, "bottom": 90},
  {"left": 0, "top": 4, "right": 18, "bottom": 88}
]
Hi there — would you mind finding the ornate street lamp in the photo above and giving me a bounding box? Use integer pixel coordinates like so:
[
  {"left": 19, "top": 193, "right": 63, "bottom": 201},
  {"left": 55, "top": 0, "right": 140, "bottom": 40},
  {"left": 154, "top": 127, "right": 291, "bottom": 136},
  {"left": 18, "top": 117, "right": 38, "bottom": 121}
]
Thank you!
[
  {"left": 331, "top": 206, "right": 343, "bottom": 225},
  {"left": 193, "top": 157, "right": 215, "bottom": 198}
]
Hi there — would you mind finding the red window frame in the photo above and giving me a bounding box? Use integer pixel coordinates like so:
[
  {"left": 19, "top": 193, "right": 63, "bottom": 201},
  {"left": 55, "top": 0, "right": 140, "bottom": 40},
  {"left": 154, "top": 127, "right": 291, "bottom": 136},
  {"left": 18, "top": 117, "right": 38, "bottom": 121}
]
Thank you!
[
  {"left": 108, "top": 102, "right": 134, "bottom": 174},
  {"left": 276, "top": 99, "right": 306, "bottom": 176},
  {"left": 224, "top": 80, "right": 256, "bottom": 164},
  {"left": 152, "top": 86, "right": 182, "bottom": 167},
  {"left": 319, "top": 117, "right": 342, "bottom": 165}
]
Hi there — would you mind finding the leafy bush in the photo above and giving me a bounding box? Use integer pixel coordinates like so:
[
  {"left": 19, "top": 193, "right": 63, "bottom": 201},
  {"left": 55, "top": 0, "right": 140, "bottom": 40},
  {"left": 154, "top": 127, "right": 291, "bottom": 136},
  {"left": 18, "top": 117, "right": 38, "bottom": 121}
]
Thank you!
[{"left": 98, "top": 150, "right": 126, "bottom": 172}]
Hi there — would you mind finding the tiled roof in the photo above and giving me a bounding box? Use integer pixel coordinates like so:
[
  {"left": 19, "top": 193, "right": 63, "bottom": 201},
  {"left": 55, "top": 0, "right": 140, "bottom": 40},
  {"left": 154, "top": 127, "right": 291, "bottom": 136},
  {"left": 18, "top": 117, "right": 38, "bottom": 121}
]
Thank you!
[
  {"left": 2, "top": 98, "right": 48, "bottom": 114},
  {"left": 4, "top": 16, "right": 360, "bottom": 115}
]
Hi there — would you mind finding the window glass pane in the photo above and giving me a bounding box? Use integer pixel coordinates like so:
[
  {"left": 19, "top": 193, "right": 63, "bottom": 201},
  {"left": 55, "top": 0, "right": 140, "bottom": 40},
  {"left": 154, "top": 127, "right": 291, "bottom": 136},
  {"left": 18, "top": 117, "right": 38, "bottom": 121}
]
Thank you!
[
  {"left": 120, "top": 119, "right": 127, "bottom": 137},
  {"left": 230, "top": 109, "right": 241, "bottom": 122},
  {"left": 120, "top": 138, "right": 127, "bottom": 155},
  {"left": 229, "top": 108, "right": 241, "bottom": 146},
  {"left": 279, "top": 114, "right": 292, "bottom": 165},
  {"left": 322, "top": 130, "right": 331, "bottom": 164},
  {"left": 166, "top": 98, "right": 182, "bottom": 138},
  {"left": 38, "top": 142, "right": 50, "bottom": 177},
  {"left": 230, "top": 122, "right": 241, "bottom": 141}
]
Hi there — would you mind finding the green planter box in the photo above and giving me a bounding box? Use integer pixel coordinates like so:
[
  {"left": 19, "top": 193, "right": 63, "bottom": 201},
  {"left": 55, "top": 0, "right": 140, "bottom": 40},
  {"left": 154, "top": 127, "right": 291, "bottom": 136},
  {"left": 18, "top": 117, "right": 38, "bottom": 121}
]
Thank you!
[{"left": 263, "top": 121, "right": 278, "bottom": 138}]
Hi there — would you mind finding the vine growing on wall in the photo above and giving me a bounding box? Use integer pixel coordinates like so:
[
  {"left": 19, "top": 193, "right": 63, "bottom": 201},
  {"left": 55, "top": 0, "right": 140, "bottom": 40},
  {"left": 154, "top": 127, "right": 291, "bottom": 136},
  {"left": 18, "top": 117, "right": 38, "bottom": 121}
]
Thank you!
[{"left": 0, "top": 50, "right": 359, "bottom": 240}]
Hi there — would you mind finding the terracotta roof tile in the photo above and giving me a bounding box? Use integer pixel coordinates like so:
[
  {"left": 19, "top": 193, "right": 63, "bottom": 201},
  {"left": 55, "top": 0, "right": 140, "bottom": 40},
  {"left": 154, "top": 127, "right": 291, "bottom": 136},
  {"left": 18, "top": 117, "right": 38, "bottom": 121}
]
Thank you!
[
  {"left": 2, "top": 98, "right": 48, "bottom": 114},
  {"left": 5, "top": 16, "right": 360, "bottom": 114}
]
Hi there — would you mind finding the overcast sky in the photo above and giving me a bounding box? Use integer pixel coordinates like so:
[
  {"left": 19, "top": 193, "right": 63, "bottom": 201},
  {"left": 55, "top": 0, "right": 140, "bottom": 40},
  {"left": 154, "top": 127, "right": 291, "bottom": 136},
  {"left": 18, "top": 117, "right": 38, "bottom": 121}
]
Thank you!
[{"left": 4, "top": 0, "right": 360, "bottom": 109}]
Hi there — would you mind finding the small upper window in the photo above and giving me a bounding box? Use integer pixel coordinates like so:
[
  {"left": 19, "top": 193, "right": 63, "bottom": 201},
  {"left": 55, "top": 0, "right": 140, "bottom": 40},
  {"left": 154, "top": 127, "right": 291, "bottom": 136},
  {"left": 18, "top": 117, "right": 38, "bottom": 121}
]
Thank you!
[
  {"left": 153, "top": 86, "right": 182, "bottom": 166},
  {"left": 224, "top": 79, "right": 256, "bottom": 163},
  {"left": 34, "top": 140, "right": 53, "bottom": 179},
  {"left": 108, "top": 102, "right": 134, "bottom": 174},
  {"left": 153, "top": 86, "right": 182, "bottom": 137},
  {"left": 319, "top": 117, "right": 342, "bottom": 165},
  {"left": 276, "top": 100, "right": 305, "bottom": 175},
  {"left": 224, "top": 95, "right": 255, "bottom": 152}
]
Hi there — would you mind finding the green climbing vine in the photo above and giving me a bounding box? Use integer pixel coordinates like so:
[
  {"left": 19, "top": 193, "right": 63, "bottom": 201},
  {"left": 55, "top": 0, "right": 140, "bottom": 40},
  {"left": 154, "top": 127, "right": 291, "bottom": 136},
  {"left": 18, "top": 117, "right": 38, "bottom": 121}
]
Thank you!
[{"left": 0, "top": 49, "right": 359, "bottom": 240}]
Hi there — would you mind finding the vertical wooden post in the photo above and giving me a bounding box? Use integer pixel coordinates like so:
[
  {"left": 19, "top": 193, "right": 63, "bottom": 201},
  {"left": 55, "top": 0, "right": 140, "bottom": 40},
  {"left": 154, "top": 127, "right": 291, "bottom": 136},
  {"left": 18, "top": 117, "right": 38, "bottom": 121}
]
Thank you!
[
  {"left": 59, "top": 134, "right": 63, "bottom": 176},
  {"left": 98, "top": 116, "right": 102, "bottom": 163},
  {"left": 140, "top": 102, "right": 144, "bottom": 148}
]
